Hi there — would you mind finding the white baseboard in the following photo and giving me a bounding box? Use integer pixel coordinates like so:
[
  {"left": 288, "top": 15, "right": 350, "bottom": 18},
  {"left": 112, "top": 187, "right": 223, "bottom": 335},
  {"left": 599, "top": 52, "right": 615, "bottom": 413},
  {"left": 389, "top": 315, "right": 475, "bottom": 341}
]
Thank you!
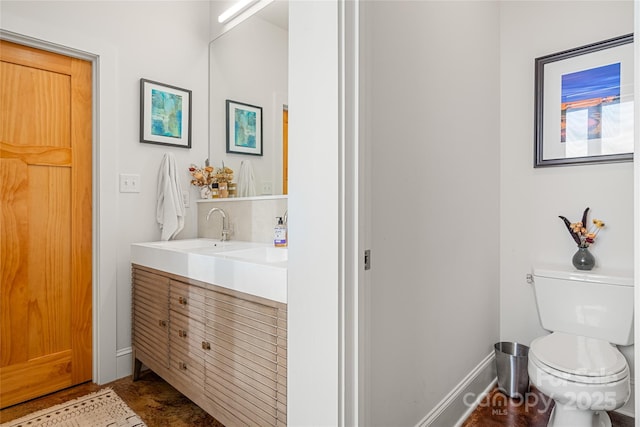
[
  {"left": 116, "top": 347, "right": 133, "bottom": 379},
  {"left": 411, "top": 351, "right": 635, "bottom": 424},
  {"left": 415, "top": 352, "right": 497, "bottom": 427}
]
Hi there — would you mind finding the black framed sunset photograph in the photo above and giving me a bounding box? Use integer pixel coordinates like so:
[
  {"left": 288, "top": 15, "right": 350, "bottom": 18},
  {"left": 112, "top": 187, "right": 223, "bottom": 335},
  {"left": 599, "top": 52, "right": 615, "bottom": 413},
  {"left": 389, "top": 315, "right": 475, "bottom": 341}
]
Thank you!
[{"left": 534, "top": 34, "right": 634, "bottom": 167}]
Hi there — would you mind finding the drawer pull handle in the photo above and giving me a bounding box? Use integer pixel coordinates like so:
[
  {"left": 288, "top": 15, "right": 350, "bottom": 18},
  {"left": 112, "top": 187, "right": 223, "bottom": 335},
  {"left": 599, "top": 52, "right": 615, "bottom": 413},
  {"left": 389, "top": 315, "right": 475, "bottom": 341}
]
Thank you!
[
  {"left": 202, "top": 341, "right": 211, "bottom": 350},
  {"left": 178, "top": 329, "right": 187, "bottom": 338},
  {"left": 178, "top": 296, "right": 188, "bottom": 305},
  {"left": 159, "top": 320, "right": 167, "bottom": 327},
  {"left": 179, "top": 362, "right": 187, "bottom": 371}
]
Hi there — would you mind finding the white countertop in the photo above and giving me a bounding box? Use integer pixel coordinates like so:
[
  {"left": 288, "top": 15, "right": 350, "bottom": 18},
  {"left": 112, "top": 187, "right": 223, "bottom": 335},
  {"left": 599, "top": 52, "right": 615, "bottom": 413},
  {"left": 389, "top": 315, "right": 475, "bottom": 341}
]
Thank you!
[{"left": 131, "top": 239, "right": 287, "bottom": 303}]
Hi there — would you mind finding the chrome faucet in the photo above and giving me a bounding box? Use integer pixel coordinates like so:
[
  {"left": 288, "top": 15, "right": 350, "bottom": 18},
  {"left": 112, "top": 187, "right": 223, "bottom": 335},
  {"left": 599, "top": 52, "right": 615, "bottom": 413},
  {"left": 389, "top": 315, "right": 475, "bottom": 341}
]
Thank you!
[
  {"left": 206, "top": 207, "right": 231, "bottom": 241},
  {"left": 283, "top": 210, "right": 288, "bottom": 226}
]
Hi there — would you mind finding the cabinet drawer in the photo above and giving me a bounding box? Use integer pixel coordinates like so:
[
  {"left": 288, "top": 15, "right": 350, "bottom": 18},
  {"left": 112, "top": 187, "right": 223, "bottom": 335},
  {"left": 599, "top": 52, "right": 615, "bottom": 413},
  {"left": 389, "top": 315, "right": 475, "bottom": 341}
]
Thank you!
[
  {"left": 169, "top": 352, "right": 205, "bottom": 391},
  {"left": 170, "top": 310, "right": 206, "bottom": 360},
  {"left": 170, "top": 279, "right": 205, "bottom": 318},
  {"left": 169, "top": 310, "right": 206, "bottom": 389}
]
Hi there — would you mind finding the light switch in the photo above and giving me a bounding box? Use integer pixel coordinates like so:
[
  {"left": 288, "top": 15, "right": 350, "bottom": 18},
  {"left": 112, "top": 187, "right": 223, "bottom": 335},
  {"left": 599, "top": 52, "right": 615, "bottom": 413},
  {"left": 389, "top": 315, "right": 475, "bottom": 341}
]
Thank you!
[
  {"left": 262, "top": 181, "right": 273, "bottom": 195},
  {"left": 119, "top": 174, "right": 141, "bottom": 193}
]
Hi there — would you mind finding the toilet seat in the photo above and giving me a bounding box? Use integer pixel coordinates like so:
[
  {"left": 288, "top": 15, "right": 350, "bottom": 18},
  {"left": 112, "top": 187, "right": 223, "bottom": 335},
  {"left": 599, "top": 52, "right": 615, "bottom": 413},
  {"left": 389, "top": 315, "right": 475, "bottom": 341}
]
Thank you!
[
  {"left": 530, "top": 332, "right": 628, "bottom": 384},
  {"left": 529, "top": 352, "right": 628, "bottom": 385}
]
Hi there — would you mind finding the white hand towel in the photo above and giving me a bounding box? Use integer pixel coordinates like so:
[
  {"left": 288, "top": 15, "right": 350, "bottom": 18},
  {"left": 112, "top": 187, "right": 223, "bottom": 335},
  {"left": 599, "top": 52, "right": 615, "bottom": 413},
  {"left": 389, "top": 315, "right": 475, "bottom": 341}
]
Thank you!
[
  {"left": 237, "top": 160, "right": 257, "bottom": 197},
  {"left": 156, "top": 153, "right": 185, "bottom": 240}
]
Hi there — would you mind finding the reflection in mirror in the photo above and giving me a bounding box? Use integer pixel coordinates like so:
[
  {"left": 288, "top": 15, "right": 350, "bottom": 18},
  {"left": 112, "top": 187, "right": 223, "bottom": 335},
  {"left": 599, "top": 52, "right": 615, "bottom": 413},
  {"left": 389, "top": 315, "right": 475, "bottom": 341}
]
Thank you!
[{"left": 209, "top": 0, "right": 288, "bottom": 197}]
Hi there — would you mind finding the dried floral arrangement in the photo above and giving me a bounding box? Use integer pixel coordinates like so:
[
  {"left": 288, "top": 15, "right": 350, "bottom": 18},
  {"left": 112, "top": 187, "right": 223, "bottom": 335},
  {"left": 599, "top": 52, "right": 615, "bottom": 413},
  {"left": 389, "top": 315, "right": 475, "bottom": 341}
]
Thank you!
[
  {"left": 188, "top": 160, "right": 234, "bottom": 187},
  {"left": 188, "top": 164, "right": 215, "bottom": 187},
  {"left": 213, "top": 165, "right": 234, "bottom": 184},
  {"left": 559, "top": 207, "right": 605, "bottom": 248}
]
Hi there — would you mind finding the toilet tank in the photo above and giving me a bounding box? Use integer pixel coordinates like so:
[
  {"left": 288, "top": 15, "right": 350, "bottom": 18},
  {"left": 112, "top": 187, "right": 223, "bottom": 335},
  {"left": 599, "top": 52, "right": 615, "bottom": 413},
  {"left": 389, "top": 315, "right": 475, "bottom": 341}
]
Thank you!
[{"left": 532, "top": 266, "right": 634, "bottom": 346}]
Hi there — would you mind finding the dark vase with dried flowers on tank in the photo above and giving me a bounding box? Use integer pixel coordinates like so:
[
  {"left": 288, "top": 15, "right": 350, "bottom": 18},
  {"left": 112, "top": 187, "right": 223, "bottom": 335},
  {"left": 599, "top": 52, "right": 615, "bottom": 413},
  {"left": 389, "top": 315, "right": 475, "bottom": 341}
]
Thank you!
[{"left": 559, "top": 207, "right": 605, "bottom": 271}]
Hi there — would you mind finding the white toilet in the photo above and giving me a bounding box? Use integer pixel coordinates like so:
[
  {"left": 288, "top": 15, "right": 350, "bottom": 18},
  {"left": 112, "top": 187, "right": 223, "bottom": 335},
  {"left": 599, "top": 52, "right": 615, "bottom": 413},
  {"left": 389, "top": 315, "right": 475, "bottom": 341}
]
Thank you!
[{"left": 529, "top": 266, "right": 633, "bottom": 427}]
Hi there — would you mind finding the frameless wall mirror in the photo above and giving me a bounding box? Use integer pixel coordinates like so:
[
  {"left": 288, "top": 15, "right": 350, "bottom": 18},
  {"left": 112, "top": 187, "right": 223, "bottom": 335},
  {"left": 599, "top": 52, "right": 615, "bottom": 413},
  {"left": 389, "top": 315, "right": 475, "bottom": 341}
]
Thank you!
[{"left": 209, "top": 0, "right": 288, "bottom": 197}]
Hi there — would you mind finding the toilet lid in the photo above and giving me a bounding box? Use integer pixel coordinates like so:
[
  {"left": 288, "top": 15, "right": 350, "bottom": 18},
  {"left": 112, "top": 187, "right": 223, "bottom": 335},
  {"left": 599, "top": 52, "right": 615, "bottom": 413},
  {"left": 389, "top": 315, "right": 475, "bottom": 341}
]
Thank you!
[{"left": 530, "top": 332, "right": 627, "bottom": 377}]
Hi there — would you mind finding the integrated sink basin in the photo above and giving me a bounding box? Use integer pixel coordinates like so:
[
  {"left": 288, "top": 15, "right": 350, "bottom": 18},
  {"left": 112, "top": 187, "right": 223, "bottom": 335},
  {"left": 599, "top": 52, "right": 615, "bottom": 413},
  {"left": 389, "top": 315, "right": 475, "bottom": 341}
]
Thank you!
[
  {"left": 141, "top": 238, "right": 258, "bottom": 251},
  {"left": 131, "top": 239, "right": 287, "bottom": 303},
  {"left": 222, "top": 246, "right": 288, "bottom": 264}
]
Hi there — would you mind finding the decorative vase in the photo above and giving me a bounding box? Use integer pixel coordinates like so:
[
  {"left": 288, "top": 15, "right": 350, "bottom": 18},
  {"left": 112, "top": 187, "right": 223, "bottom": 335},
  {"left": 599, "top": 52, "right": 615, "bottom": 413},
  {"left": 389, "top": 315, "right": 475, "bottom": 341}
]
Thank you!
[
  {"left": 200, "top": 186, "right": 212, "bottom": 199},
  {"left": 218, "top": 181, "right": 229, "bottom": 198},
  {"left": 572, "top": 247, "right": 595, "bottom": 271}
]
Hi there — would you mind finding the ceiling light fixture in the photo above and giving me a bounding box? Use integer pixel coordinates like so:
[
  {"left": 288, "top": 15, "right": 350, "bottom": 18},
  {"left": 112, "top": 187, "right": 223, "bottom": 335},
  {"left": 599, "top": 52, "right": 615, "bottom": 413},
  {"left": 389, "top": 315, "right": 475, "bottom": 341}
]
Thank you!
[{"left": 218, "top": 0, "right": 260, "bottom": 24}]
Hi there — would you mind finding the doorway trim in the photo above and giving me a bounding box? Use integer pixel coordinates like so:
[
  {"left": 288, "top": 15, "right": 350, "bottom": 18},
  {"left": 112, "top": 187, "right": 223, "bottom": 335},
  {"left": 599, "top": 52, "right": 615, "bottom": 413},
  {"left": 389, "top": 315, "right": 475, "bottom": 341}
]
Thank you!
[
  {"left": 1, "top": 29, "right": 119, "bottom": 384},
  {"left": 634, "top": 0, "right": 640, "bottom": 418}
]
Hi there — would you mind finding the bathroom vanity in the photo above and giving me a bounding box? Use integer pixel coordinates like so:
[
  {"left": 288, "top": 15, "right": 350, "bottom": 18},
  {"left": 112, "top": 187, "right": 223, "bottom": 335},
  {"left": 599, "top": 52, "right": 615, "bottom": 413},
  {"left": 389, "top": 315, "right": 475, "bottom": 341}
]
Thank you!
[{"left": 131, "top": 239, "right": 287, "bottom": 427}]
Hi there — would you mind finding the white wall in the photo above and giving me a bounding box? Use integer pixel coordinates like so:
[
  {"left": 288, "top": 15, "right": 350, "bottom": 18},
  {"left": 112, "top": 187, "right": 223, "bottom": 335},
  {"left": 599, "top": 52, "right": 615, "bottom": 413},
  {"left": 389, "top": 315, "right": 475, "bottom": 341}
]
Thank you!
[
  {"left": 499, "top": 2, "right": 635, "bottom": 410},
  {"left": 1, "top": 1, "right": 210, "bottom": 382},
  {"left": 365, "top": 2, "right": 501, "bottom": 425},
  {"left": 209, "top": 15, "right": 288, "bottom": 195},
  {"left": 288, "top": 1, "right": 341, "bottom": 425}
]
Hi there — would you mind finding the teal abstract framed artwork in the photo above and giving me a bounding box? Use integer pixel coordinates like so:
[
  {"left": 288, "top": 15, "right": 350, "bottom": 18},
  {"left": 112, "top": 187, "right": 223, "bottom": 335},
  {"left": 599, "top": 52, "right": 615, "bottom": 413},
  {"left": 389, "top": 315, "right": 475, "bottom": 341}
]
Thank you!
[
  {"left": 534, "top": 34, "right": 633, "bottom": 167},
  {"left": 140, "top": 79, "right": 192, "bottom": 148},
  {"left": 226, "top": 100, "right": 263, "bottom": 156}
]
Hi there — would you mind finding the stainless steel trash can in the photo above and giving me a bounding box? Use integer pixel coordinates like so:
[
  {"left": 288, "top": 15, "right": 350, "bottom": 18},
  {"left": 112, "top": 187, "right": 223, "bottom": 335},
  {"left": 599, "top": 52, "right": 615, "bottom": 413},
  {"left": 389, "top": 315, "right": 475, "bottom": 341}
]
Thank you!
[{"left": 494, "top": 342, "right": 529, "bottom": 398}]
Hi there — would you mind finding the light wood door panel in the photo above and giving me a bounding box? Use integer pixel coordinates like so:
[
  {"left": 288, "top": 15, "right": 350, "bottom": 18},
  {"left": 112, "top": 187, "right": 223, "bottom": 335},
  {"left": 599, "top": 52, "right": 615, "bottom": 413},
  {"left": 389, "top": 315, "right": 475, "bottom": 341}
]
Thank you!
[{"left": 0, "top": 40, "right": 92, "bottom": 408}]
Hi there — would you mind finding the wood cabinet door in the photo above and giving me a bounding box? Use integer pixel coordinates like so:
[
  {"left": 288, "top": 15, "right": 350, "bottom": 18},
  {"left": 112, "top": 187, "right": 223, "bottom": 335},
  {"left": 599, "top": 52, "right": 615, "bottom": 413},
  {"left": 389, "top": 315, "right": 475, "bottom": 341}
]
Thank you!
[
  {"left": 0, "top": 40, "right": 93, "bottom": 408},
  {"left": 204, "top": 289, "right": 282, "bottom": 427},
  {"left": 132, "top": 268, "right": 170, "bottom": 373}
]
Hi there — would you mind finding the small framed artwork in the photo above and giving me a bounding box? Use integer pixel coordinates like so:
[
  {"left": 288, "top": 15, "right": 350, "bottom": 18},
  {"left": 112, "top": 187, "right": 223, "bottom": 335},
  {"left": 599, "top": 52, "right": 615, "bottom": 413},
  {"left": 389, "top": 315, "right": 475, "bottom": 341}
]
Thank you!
[
  {"left": 226, "top": 100, "right": 263, "bottom": 156},
  {"left": 534, "top": 34, "right": 634, "bottom": 167},
  {"left": 140, "top": 79, "right": 192, "bottom": 148}
]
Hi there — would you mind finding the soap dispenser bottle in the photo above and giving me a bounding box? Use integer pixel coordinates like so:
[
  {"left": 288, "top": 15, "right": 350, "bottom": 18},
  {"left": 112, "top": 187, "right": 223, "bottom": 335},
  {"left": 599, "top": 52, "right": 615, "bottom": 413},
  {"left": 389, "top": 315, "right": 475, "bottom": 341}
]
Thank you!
[{"left": 274, "top": 217, "right": 287, "bottom": 247}]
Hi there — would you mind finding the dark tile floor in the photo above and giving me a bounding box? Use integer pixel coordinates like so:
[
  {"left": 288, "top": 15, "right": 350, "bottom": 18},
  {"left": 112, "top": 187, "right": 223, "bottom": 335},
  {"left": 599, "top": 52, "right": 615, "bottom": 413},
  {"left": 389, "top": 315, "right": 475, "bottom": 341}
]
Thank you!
[
  {"left": 0, "top": 370, "right": 223, "bottom": 427},
  {"left": 462, "top": 386, "right": 635, "bottom": 427},
  {"left": 1, "top": 372, "right": 635, "bottom": 427}
]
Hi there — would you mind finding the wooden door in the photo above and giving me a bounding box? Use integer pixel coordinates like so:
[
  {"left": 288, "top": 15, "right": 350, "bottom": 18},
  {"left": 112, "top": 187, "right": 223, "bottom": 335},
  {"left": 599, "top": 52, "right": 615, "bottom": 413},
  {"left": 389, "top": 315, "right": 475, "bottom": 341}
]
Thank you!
[{"left": 0, "top": 40, "right": 93, "bottom": 408}]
